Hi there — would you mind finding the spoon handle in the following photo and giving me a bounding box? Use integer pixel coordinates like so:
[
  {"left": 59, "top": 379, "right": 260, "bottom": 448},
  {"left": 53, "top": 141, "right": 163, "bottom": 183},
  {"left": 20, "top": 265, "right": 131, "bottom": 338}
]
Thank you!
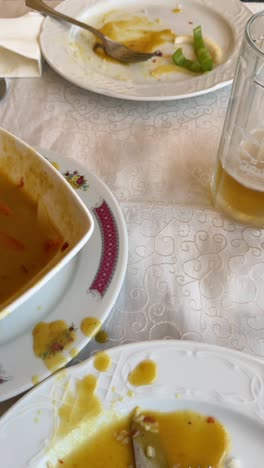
[{"left": 26, "top": 0, "right": 105, "bottom": 42}]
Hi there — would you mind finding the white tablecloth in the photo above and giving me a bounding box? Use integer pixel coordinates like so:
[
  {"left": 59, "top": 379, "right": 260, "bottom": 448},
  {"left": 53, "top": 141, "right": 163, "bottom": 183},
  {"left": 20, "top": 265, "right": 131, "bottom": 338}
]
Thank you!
[{"left": 0, "top": 1, "right": 263, "bottom": 413}]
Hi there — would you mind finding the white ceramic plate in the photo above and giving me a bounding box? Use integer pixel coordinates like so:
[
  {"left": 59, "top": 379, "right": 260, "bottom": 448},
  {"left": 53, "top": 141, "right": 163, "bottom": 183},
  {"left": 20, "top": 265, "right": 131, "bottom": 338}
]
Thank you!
[
  {"left": 40, "top": 0, "right": 251, "bottom": 101},
  {"left": 0, "top": 149, "right": 128, "bottom": 402},
  {"left": 0, "top": 340, "right": 264, "bottom": 467}
]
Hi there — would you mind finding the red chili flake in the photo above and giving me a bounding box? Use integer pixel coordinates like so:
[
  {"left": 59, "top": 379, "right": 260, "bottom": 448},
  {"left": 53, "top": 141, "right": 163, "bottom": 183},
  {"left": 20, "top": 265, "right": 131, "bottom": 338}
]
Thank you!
[
  {"left": 44, "top": 238, "right": 60, "bottom": 254},
  {"left": 0, "top": 231, "right": 24, "bottom": 251},
  {"left": 51, "top": 342, "right": 64, "bottom": 352},
  {"left": 143, "top": 416, "right": 156, "bottom": 423},
  {"left": 61, "top": 241, "right": 69, "bottom": 252},
  {"left": 206, "top": 416, "right": 215, "bottom": 424},
  {"left": 17, "top": 177, "right": 24, "bottom": 188},
  {"left": 188, "top": 20, "right": 193, "bottom": 25},
  {"left": 0, "top": 202, "right": 13, "bottom": 216},
  {"left": 69, "top": 324, "right": 76, "bottom": 332},
  {"left": 58, "top": 460, "right": 64, "bottom": 465},
  {"left": 21, "top": 264, "right": 29, "bottom": 274},
  {"left": 152, "top": 59, "right": 156, "bottom": 63},
  {"left": 155, "top": 50, "right": 163, "bottom": 57}
]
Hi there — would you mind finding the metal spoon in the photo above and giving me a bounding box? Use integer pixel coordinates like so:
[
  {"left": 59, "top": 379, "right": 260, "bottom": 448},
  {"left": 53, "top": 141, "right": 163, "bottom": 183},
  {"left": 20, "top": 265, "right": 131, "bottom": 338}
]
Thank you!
[{"left": 0, "top": 79, "right": 8, "bottom": 101}]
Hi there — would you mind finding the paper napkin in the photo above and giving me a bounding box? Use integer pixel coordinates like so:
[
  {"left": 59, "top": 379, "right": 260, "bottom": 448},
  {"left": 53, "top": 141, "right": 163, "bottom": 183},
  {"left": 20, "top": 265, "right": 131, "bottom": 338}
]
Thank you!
[{"left": 0, "top": 12, "right": 44, "bottom": 78}]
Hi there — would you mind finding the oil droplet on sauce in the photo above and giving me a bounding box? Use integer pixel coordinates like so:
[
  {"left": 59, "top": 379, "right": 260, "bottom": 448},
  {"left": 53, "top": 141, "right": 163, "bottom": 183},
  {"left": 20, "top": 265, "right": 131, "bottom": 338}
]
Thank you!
[
  {"left": 128, "top": 359, "right": 157, "bottom": 386},
  {"left": 54, "top": 409, "right": 230, "bottom": 468},
  {"left": 57, "top": 375, "right": 101, "bottom": 438},
  {"left": 81, "top": 317, "right": 102, "bottom": 337},
  {"left": 95, "top": 329, "right": 109, "bottom": 343},
  {"left": 32, "top": 320, "right": 76, "bottom": 371},
  {"left": 94, "top": 352, "right": 112, "bottom": 372},
  {"left": 94, "top": 16, "right": 175, "bottom": 62}
]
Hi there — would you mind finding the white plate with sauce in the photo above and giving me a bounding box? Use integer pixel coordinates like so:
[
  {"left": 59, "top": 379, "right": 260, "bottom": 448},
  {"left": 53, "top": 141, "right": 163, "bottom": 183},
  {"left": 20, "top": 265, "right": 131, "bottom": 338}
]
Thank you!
[
  {"left": 0, "top": 149, "right": 128, "bottom": 402},
  {"left": 0, "top": 340, "right": 264, "bottom": 467},
  {"left": 40, "top": 0, "right": 251, "bottom": 101}
]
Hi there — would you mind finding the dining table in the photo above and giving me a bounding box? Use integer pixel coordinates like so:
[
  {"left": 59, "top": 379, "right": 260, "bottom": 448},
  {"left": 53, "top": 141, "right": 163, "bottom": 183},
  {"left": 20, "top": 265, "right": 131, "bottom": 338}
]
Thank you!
[{"left": 0, "top": 0, "right": 264, "bottom": 418}]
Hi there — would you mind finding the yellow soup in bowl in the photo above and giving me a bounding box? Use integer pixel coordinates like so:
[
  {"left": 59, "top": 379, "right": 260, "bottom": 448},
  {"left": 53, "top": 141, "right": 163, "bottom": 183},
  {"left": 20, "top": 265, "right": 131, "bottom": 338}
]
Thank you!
[{"left": 0, "top": 171, "right": 62, "bottom": 306}]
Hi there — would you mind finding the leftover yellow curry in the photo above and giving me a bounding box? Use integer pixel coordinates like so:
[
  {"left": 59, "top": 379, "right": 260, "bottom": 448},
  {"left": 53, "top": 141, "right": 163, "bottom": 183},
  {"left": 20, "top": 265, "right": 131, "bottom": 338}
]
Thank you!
[
  {"left": 33, "top": 320, "right": 76, "bottom": 371},
  {"left": 94, "top": 16, "right": 175, "bottom": 63},
  {"left": 0, "top": 171, "right": 62, "bottom": 307},
  {"left": 54, "top": 407, "right": 230, "bottom": 468}
]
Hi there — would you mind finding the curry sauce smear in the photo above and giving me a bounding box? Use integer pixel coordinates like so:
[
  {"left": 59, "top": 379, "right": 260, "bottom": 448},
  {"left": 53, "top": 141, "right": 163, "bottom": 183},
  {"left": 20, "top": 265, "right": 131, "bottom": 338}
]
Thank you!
[
  {"left": 94, "top": 16, "right": 175, "bottom": 62},
  {"left": 33, "top": 320, "right": 76, "bottom": 371},
  {"left": 54, "top": 409, "right": 230, "bottom": 468},
  {"left": 0, "top": 172, "right": 61, "bottom": 307},
  {"left": 51, "top": 358, "right": 230, "bottom": 468}
]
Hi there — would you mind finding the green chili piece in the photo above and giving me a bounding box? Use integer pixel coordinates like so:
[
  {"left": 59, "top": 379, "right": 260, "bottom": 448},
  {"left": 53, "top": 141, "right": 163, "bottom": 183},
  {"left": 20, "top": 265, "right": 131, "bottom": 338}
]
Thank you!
[
  {"left": 172, "top": 48, "right": 202, "bottom": 73},
  {"left": 193, "top": 25, "right": 214, "bottom": 71}
]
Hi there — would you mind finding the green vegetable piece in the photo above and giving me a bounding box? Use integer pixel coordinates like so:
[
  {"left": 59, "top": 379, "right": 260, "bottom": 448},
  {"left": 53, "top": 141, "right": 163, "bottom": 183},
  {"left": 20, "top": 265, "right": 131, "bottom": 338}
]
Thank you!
[
  {"left": 193, "top": 25, "right": 214, "bottom": 71},
  {"left": 172, "top": 48, "right": 202, "bottom": 73}
]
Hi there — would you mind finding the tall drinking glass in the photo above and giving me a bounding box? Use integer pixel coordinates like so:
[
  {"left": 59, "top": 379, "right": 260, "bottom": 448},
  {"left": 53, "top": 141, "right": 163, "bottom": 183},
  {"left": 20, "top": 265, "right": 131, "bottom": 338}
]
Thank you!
[{"left": 212, "top": 11, "right": 264, "bottom": 226}]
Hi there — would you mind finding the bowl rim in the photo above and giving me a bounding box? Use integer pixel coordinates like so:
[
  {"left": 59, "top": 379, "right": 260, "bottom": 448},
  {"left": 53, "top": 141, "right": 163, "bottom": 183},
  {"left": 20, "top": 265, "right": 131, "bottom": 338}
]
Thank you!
[{"left": 0, "top": 126, "right": 94, "bottom": 319}]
